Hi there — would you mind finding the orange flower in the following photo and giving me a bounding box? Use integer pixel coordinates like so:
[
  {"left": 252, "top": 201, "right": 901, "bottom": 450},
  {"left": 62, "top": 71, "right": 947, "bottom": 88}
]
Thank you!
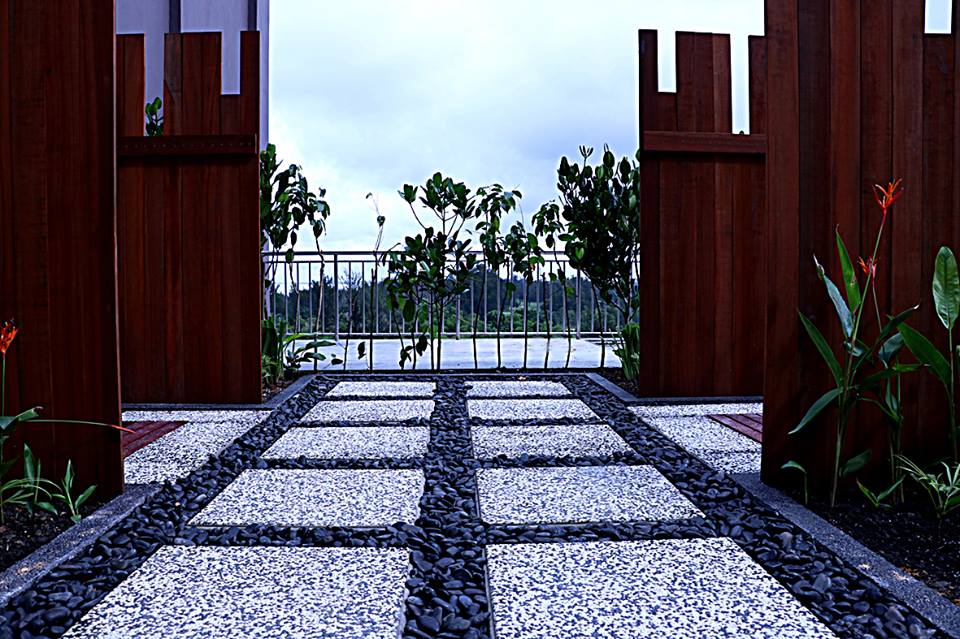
[
  {"left": 873, "top": 178, "right": 903, "bottom": 216},
  {"left": 858, "top": 256, "right": 878, "bottom": 278},
  {"left": 0, "top": 320, "right": 17, "bottom": 356}
]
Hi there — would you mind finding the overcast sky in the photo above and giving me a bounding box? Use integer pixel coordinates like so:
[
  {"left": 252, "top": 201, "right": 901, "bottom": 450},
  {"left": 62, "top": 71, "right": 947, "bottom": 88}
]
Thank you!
[{"left": 269, "top": 0, "right": 951, "bottom": 253}]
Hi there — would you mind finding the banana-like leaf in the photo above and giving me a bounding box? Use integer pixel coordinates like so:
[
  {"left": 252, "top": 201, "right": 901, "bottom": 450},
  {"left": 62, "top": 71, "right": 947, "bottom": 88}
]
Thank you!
[
  {"left": 835, "top": 230, "right": 861, "bottom": 311},
  {"left": 814, "top": 256, "right": 853, "bottom": 337},
  {"left": 933, "top": 246, "right": 960, "bottom": 331},
  {"left": 878, "top": 333, "right": 904, "bottom": 366},
  {"left": 898, "top": 323, "right": 951, "bottom": 386},
  {"left": 789, "top": 387, "right": 841, "bottom": 435},
  {"left": 798, "top": 312, "right": 841, "bottom": 385},
  {"left": 781, "top": 460, "right": 807, "bottom": 475},
  {"left": 840, "top": 450, "right": 872, "bottom": 477}
]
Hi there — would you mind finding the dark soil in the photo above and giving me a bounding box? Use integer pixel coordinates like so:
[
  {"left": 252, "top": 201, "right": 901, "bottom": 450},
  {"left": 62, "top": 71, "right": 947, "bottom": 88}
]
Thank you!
[
  {"left": 0, "top": 506, "right": 86, "bottom": 573},
  {"left": 262, "top": 376, "right": 295, "bottom": 402},
  {"left": 811, "top": 493, "right": 960, "bottom": 606},
  {"left": 596, "top": 367, "right": 640, "bottom": 394}
]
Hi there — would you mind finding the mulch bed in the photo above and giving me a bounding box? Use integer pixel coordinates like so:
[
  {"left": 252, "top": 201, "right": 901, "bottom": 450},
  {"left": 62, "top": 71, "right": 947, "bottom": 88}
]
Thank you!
[
  {"left": 0, "top": 505, "right": 93, "bottom": 574},
  {"left": 811, "top": 494, "right": 960, "bottom": 606}
]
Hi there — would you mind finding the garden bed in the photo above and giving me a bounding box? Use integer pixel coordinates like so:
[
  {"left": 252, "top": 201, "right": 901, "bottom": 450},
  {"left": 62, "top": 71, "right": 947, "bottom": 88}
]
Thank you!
[
  {"left": 0, "top": 505, "right": 93, "bottom": 573},
  {"left": 811, "top": 495, "right": 960, "bottom": 606}
]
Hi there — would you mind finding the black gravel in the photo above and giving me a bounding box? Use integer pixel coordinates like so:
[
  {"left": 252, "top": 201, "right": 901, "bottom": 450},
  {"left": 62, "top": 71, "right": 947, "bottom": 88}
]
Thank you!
[{"left": 0, "top": 373, "right": 948, "bottom": 639}]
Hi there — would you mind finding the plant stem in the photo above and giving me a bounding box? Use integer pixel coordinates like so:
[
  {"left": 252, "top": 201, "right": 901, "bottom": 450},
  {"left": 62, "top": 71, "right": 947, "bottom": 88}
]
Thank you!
[{"left": 950, "top": 325, "right": 958, "bottom": 462}]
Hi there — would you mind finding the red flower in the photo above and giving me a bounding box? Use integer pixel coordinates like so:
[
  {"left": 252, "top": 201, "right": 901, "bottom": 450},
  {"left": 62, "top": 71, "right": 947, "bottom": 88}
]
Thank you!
[
  {"left": 873, "top": 179, "right": 903, "bottom": 216},
  {"left": 0, "top": 320, "right": 17, "bottom": 356},
  {"left": 858, "top": 256, "right": 878, "bottom": 278}
]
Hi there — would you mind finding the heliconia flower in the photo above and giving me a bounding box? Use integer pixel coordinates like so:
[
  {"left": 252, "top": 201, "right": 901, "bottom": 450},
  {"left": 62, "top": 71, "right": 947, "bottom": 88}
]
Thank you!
[
  {"left": 0, "top": 320, "right": 17, "bottom": 356},
  {"left": 858, "top": 256, "right": 878, "bottom": 278},
  {"left": 873, "top": 178, "right": 903, "bottom": 215}
]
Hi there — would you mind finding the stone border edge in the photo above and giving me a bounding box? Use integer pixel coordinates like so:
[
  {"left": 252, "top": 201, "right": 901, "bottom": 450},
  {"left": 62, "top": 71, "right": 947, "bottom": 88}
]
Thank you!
[
  {"left": 0, "top": 483, "right": 161, "bottom": 608},
  {"left": 733, "top": 472, "right": 960, "bottom": 637}
]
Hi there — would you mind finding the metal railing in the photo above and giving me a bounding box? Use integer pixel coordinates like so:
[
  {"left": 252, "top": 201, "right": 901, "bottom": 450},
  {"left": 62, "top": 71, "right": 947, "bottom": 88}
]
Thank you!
[{"left": 262, "top": 250, "right": 629, "bottom": 341}]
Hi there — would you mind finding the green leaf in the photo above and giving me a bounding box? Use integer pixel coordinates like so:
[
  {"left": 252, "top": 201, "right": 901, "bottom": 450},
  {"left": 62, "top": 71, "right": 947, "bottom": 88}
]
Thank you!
[
  {"left": 835, "top": 230, "right": 861, "bottom": 311},
  {"left": 814, "top": 256, "right": 854, "bottom": 337},
  {"left": 878, "top": 333, "right": 904, "bottom": 366},
  {"left": 789, "top": 388, "right": 841, "bottom": 435},
  {"left": 798, "top": 312, "right": 842, "bottom": 385},
  {"left": 781, "top": 460, "right": 807, "bottom": 475},
  {"left": 899, "top": 323, "right": 951, "bottom": 386},
  {"left": 75, "top": 485, "right": 96, "bottom": 508},
  {"left": 934, "top": 246, "right": 960, "bottom": 330},
  {"left": 402, "top": 299, "right": 415, "bottom": 323},
  {"left": 840, "top": 450, "right": 871, "bottom": 477}
]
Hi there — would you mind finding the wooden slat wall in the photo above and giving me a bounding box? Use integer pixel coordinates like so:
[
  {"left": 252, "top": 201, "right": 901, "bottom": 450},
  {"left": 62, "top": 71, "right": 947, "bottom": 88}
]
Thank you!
[
  {"left": 637, "top": 30, "right": 767, "bottom": 397},
  {"left": 763, "top": 0, "right": 955, "bottom": 488},
  {"left": 116, "top": 32, "right": 261, "bottom": 404},
  {"left": 0, "top": 1, "right": 123, "bottom": 497}
]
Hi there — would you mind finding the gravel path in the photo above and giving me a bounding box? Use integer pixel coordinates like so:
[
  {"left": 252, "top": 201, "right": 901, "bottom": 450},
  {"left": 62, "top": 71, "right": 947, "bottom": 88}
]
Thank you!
[{"left": 2, "top": 375, "right": 946, "bottom": 638}]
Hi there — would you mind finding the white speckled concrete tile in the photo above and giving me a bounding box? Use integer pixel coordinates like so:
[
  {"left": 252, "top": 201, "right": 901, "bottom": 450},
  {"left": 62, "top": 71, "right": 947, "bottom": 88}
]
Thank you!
[
  {"left": 191, "top": 469, "right": 424, "bottom": 527},
  {"left": 630, "top": 402, "right": 763, "bottom": 419},
  {"left": 122, "top": 410, "right": 270, "bottom": 423},
  {"left": 696, "top": 450, "right": 763, "bottom": 474},
  {"left": 647, "top": 416, "right": 762, "bottom": 453},
  {"left": 486, "top": 538, "right": 836, "bottom": 639},
  {"left": 325, "top": 381, "right": 435, "bottom": 397},
  {"left": 124, "top": 420, "right": 263, "bottom": 484},
  {"left": 476, "top": 466, "right": 701, "bottom": 524},
  {"left": 62, "top": 545, "right": 410, "bottom": 639},
  {"left": 263, "top": 426, "right": 429, "bottom": 460},
  {"left": 471, "top": 424, "right": 632, "bottom": 459},
  {"left": 465, "top": 381, "right": 570, "bottom": 397},
  {"left": 300, "top": 400, "right": 434, "bottom": 423},
  {"left": 467, "top": 399, "right": 597, "bottom": 421}
]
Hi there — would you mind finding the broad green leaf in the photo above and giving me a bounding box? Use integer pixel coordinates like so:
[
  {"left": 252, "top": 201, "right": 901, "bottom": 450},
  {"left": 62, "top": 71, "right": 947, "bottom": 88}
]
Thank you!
[
  {"left": 75, "top": 485, "right": 96, "bottom": 508},
  {"left": 835, "top": 230, "right": 861, "bottom": 311},
  {"left": 878, "top": 333, "right": 904, "bottom": 366},
  {"left": 840, "top": 450, "right": 871, "bottom": 477},
  {"left": 789, "top": 387, "right": 841, "bottom": 435},
  {"left": 814, "top": 256, "right": 854, "bottom": 337},
  {"left": 799, "top": 312, "right": 842, "bottom": 385},
  {"left": 899, "top": 323, "right": 951, "bottom": 386},
  {"left": 934, "top": 246, "right": 960, "bottom": 330}
]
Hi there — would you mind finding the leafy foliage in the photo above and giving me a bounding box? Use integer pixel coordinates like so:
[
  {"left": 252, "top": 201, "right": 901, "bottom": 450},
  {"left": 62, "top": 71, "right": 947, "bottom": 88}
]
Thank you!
[
  {"left": 898, "top": 456, "right": 960, "bottom": 518},
  {"left": 145, "top": 97, "right": 163, "bottom": 136},
  {"left": 261, "top": 316, "right": 338, "bottom": 385},
  {"left": 544, "top": 145, "right": 642, "bottom": 376}
]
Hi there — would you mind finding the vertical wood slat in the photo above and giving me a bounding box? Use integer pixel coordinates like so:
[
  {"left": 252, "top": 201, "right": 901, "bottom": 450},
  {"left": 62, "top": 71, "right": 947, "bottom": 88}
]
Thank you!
[
  {"left": 1, "top": 0, "right": 122, "bottom": 497},
  {"left": 117, "top": 31, "right": 261, "bottom": 404},
  {"left": 117, "top": 35, "right": 144, "bottom": 137},
  {"left": 636, "top": 29, "right": 766, "bottom": 398}
]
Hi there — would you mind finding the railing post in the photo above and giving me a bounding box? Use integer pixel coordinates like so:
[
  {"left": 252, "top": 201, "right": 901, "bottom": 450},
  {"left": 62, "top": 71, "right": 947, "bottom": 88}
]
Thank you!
[
  {"left": 456, "top": 295, "right": 461, "bottom": 339},
  {"left": 333, "top": 254, "right": 340, "bottom": 341},
  {"left": 575, "top": 273, "right": 582, "bottom": 338}
]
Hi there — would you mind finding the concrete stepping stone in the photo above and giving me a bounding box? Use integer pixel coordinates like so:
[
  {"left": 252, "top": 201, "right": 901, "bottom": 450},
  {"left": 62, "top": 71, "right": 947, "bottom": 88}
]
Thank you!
[
  {"left": 263, "top": 426, "right": 429, "bottom": 460},
  {"left": 476, "top": 466, "right": 701, "bottom": 524},
  {"left": 191, "top": 469, "right": 424, "bottom": 527},
  {"left": 486, "top": 538, "right": 835, "bottom": 639},
  {"left": 63, "top": 545, "right": 409, "bottom": 639},
  {"left": 630, "top": 402, "right": 763, "bottom": 419},
  {"left": 646, "top": 416, "right": 762, "bottom": 453},
  {"left": 467, "top": 399, "right": 597, "bottom": 421},
  {"left": 465, "top": 380, "right": 570, "bottom": 397},
  {"left": 301, "top": 399, "right": 434, "bottom": 422},
  {"left": 471, "top": 424, "right": 632, "bottom": 459},
  {"left": 326, "top": 381, "right": 435, "bottom": 397}
]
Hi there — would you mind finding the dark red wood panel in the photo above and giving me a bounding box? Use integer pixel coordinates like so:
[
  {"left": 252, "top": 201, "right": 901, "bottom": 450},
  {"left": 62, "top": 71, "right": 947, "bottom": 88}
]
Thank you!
[
  {"left": 763, "top": 0, "right": 960, "bottom": 492},
  {"left": 117, "top": 32, "right": 261, "bottom": 404},
  {"left": 636, "top": 29, "right": 766, "bottom": 397},
  {"left": 709, "top": 414, "right": 764, "bottom": 443},
  {"left": 0, "top": 0, "right": 122, "bottom": 497},
  {"left": 121, "top": 421, "right": 187, "bottom": 457}
]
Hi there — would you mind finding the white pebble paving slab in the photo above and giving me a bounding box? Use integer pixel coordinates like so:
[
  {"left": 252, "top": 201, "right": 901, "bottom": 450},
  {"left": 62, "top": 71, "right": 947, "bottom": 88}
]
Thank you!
[
  {"left": 263, "top": 426, "right": 430, "bottom": 459},
  {"left": 630, "top": 402, "right": 763, "bottom": 419},
  {"left": 465, "top": 381, "right": 570, "bottom": 397},
  {"left": 647, "top": 416, "right": 762, "bottom": 453},
  {"left": 471, "top": 424, "right": 633, "bottom": 459},
  {"left": 191, "top": 469, "right": 424, "bottom": 527},
  {"left": 62, "top": 545, "right": 410, "bottom": 639},
  {"left": 485, "top": 538, "right": 836, "bottom": 639},
  {"left": 476, "top": 466, "right": 701, "bottom": 524},
  {"left": 467, "top": 399, "right": 597, "bottom": 421},
  {"left": 325, "top": 381, "right": 435, "bottom": 397},
  {"left": 696, "top": 450, "right": 763, "bottom": 474},
  {"left": 122, "top": 410, "right": 270, "bottom": 423},
  {"left": 300, "top": 399, "right": 435, "bottom": 423},
  {"left": 124, "top": 419, "right": 265, "bottom": 484}
]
